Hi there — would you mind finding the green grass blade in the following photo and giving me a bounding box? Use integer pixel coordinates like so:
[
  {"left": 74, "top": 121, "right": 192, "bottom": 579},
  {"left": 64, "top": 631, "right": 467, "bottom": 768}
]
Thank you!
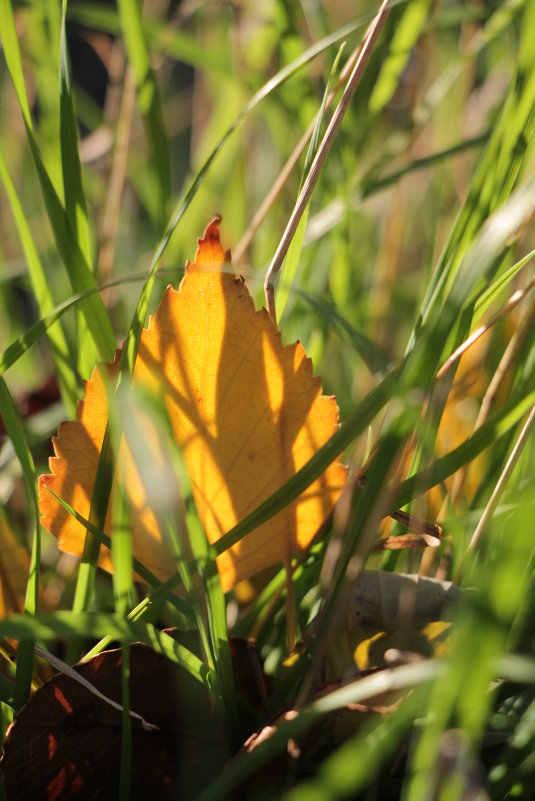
[
  {"left": 474, "top": 247, "right": 535, "bottom": 320},
  {"left": 118, "top": 643, "right": 132, "bottom": 801},
  {"left": 0, "top": 0, "right": 116, "bottom": 364},
  {"left": 369, "top": 0, "right": 433, "bottom": 113},
  {"left": 68, "top": 3, "right": 233, "bottom": 75},
  {"left": 0, "top": 146, "right": 77, "bottom": 414},
  {"left": 117, "top": 0, "right": 171, "bottom": 226},
  {"left": 410, "top": 0, "right": 535, "bottom": 346},
  {"left": 0, "top": 615, "right": 210, "bottom": 685},
  {"left": 0, "top": 0, "right": 32, "bottom": 124},
  {"left": 405, "top": 485, "right": 535, "bottom": 801},
  {"left": 187, "top": 512, "right": 240, "bottom": 745},
  {"left": 43, "top": 488, "right": 192, "bottom": 617},
  {"left": 59, "top": 1, "right": 91, "bottom": 263},
  {"left": 391, "top": 387, "right": 535, "bottom": 511},
  {"left": 296, "top": 290, "right": 389, "bottom": 374},
  {"left": 0, "top": 273, "right": 155, "bottom": 378},
  {"left": 0, "top": 378, "right": 39, "bottom": 709},
  {"left": 277, "top": 44, "right": 345, "bottom": 321},
  {"left": 404, "top": 180, "right": 535, "bottom": 386},
  {"left": 59, "top": 0, "right": 97, "bottom": 377}
]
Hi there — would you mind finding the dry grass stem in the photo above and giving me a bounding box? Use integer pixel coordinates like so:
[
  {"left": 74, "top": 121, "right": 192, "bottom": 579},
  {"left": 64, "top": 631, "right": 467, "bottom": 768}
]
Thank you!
[{"left": 264, "top": 0, "right": 391, "bottom": 323}]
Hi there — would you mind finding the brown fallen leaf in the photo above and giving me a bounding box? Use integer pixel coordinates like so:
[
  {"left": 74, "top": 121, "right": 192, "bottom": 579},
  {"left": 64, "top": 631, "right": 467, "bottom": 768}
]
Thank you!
[
  {"left": 39, "top": 217, "right": 347, "bottom": 590},
  {"left": 1, "top": 639, "right": 229, "bottom": 801}
]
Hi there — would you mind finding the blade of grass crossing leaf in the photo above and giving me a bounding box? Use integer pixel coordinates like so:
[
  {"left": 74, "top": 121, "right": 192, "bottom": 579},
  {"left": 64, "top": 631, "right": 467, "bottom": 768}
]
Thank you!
[
  {"left": 215, "top": 367, "right": 401, "bottom": 557},
  {"left": 0, "top": 147, "right": 77, "bottom": 414},
  {"left": 277, "top": 44, "right": 345, "bottom": 321},
  {"left": 44, "top": 490, "right": 194, "bottom": 627},
  {"left": 119, "top": 388, "right": 216, "bottom": 677},
  {"left": 59, "top": 0, "right": 98, "bottom": 377},
  {"left": 0, "top": 378, "right": 39, "bottom": 709},
  {"left": 67, "top": 378, "right": 124, "bottom": 661},
  {"left": 112, "top": 489, "right": 134, "bottom": 618},
  {"left": 0, "top": 0, "right": 116, "bottom": 364},
  {"left": 117, "top": 0, "right": 171, "bottom": 225},
  {"left": 187, "top": 512, "right": 241, "bottom": 747},
  {"left": 369, "top": 0, "right": 433, "bottom": 113}
]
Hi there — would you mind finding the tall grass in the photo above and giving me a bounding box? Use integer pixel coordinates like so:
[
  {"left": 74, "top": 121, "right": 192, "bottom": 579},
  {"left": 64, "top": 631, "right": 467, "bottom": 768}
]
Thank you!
[{"left": 0, "top": 0, "right": 534, "bottom": 799}]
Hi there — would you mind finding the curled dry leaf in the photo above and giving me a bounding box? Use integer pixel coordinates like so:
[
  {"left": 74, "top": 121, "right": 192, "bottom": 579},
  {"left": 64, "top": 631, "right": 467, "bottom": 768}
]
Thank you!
[{"left": 38, "top": 218, "right": 347, "bottom": 590}]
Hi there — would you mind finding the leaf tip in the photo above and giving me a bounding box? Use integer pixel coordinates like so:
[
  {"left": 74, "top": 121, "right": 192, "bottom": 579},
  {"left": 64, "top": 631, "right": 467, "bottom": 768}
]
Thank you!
[{"left": 187, "top": 215, "right": 232, "bottom": 272}]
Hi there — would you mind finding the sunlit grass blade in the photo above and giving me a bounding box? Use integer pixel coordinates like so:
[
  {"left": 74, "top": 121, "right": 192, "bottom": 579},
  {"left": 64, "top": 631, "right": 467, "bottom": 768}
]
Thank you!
[
  {"left": 117, "top": 0, "right": 171, "bottom": 226},
  {"left": 475, "top": 247, "right": 535, "bottom": 320},
  {"left": 276, "top": 44, "right": 345, "bottom": 321},
  {"left": 369, "top": 0, "right": 433, "bottom": 113},
  {"left": 0, "top": 378, "right": 40, "bottom": 709},
  {"left": 43, "top": 488, "right": 193, "bottom": 622},
  {"left": 403, "top": 181, "right": 535, "bottom": 386}
]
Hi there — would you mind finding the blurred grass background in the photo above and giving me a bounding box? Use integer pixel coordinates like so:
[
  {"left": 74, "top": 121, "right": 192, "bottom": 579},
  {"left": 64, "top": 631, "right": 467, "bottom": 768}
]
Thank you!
[{"left": 1, "top": 0, "right": 535, "bottom": 798}]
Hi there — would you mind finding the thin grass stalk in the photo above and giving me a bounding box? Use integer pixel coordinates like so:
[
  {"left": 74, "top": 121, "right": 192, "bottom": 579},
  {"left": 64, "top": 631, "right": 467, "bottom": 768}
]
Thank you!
[{"left": 264, "top": 0, "right": 391, "bottom": 322}]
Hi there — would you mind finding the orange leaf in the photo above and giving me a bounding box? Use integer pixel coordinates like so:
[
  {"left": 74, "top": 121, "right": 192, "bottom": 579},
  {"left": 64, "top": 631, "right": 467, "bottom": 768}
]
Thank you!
[{"left": 39, "top": 218, "right": 347, "bottom": 591}]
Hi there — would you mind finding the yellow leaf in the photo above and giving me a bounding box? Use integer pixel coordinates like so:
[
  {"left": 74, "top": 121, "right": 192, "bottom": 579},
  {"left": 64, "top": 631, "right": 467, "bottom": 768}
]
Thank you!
[{"left": 39, "top": 218, "right": 347, "bottom": 591}]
